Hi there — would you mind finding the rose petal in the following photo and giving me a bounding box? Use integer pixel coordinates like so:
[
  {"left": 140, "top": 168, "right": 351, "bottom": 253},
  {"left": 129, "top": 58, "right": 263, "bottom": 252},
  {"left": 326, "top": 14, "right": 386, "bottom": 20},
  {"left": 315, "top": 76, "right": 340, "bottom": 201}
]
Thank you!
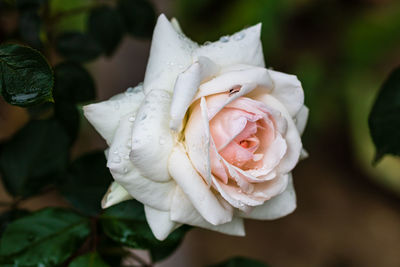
[
  {"left": 295, "top": 105, "right": 309, "bottom": 135},
  {"left": 107, "top": 113, "right": 176, "bottom": 211},
  {"left": 130, "top": 89, "right": 173, "bottom": 182},
  {"left": 254, "top": 94, "right": 302, "bottom": 174},
  {"left": 101, "top": 181, "right": 133, "bottom": 209},
  {"left": 194, "top": 67, "right": 273, "bottom": 103},
  {"left": 143, "top": 14, "right": 198, "bottom": 94},
  {"left": 144, "top": 205, "right": 181, "bottom": 241},
  {"left": 170, "top": 17, "right": 182, "bottom": 33},
  {"left": 83, "top": 85, "right": 144, "bottom": 144},
  {"left": 168, "top": 144, "right": 233, "bottom": 225},
  {"left": 239, "top": 173, "right": 296, "bottom": 220},
  {"left": 185, "top": 97, "right": 212, "bottom": 185},
  {"left": 212, "top": 176, "right": 263, "bottom": 210},
  {"left": 268, "top": 70, "right": 304, "bottom": 117},
  {"left": 194, "top": 24, "right": 265, "bottom": 69},
  {"left": 170, "top": 187, "right": 245, "bottom": 236},
  {"left": 170, "top": 57, "right": 219, "bottom": 131},
  {"left": 251, "top": 173, "right": 289, "bottom": 200}
]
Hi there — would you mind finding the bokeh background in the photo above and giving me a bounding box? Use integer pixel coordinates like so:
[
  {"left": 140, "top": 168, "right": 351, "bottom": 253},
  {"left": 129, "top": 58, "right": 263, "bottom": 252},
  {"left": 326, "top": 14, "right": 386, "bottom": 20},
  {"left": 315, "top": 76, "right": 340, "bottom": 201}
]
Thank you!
[{"left": 1, "top": 0, "right": 400, "bottom": 266}]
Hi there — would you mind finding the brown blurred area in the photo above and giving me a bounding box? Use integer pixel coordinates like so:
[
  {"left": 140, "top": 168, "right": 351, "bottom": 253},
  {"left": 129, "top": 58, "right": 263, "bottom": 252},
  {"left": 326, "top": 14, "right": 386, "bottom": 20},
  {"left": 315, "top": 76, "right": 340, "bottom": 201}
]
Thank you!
[{"left": 1, "top": 0, "right": 400, "bottom": 266}]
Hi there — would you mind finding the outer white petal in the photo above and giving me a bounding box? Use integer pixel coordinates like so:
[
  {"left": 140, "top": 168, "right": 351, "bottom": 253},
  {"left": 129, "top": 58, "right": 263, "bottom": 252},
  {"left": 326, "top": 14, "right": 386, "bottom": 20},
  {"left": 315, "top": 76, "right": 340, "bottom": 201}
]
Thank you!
[
  {"left": 144, "top": 206, "right": 181, "bottom": 241},
  {"left": 268, "top": 70, "right": 304, "bottom": 117},
  {"left": 83, "top": 85, "right": 144, "bottom": 144},
  {"left": 170, "top": 187, "right": 245, "bottom": 236},
  {"left": 254, "top": 94, "right": 302, "bottom": 174},
  {"left": 185, "top": 97, "right": 212, "bottom": 185},
  {"left": 194, "top": 67, "right": 273, "bottom": 102},
  {"left": 170, "top": 18, "right": 182, "bottom": 33},
  {"left": 101, "top": 181, "right": 133, "bottom": 209},
  {"left": 295, "top": 105, "right": 309, "bottom": 135},
  {"left": 168, "top": 144, "right": 233, "bottom": 225},
  {"left": 194, "top": 24, "right": 265, "bottom": 68},
  {"left": 143, "top": 14, "right": 198, "bottom": 94},
  {"left": 170, "top": 57, "right": 219, "bottom": 130},
  {"left": 240, "top": 174, "right": 296, "bottom": 220},
  {"left": 107, "top": 113, "right": 176, "bottom": 211},
  {"left": 130, "top": 89, "right": 173, "bottom": 182}
]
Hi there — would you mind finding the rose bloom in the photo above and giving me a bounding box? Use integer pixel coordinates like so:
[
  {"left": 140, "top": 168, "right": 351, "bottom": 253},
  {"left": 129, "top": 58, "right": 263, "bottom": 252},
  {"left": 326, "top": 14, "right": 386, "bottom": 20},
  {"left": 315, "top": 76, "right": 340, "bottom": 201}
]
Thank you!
[{"left": 84, "top": 14, "right": 308, "bottom": 240}]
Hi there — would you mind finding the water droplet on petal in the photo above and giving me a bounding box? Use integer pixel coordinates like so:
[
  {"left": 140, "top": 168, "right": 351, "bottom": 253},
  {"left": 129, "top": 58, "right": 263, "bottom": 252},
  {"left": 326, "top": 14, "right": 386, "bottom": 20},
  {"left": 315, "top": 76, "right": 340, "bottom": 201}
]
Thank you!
[
  {"left": 233, "top": 32, "right": 245, "bottom": 41},
  {"left": 219, "top": 35, "right": 229, "bottom": 43},
  {"left": 128, "top": 116, "right": 135, "bottom": 122},
  {"left": 140, "top": 114, "right": 147, "bottom": 121},
  {"left": 113, "top": 150, "right": 118, "bottom": 155}
]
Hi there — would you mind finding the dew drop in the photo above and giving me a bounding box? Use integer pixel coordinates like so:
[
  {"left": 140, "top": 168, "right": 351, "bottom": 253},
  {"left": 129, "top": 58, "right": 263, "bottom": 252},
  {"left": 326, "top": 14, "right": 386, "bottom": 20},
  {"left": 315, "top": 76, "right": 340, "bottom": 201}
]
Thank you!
[
  {"left": 128, "top": 116, "right": 135, "bottom": 122},
  {"left": 126, "top": 87, "right": 134, "bottom": 93},
  {"left": 113, "top": 150, "right": 119, "bottom": 155},
  {"left": 233, "top": 32, "right": 245, "bottom": 41},
  {"left": 140, "top": 114, "right": 147, "bottom": 121},
  {"left": 219, "top": 35, "right": 229, "bottom": 43}
]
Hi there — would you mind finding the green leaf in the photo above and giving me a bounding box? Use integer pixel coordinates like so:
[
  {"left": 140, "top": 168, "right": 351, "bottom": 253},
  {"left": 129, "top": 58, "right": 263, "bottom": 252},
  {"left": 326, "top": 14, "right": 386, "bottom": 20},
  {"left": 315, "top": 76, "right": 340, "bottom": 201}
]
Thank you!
[
  {"left": 69, "top": 251, "right": 110, "bottom": 267},
  {"left": 0, "top": 208, "right": 91, "bottom": 266},
  {"left": 0, "top": 119, "right": 70, "bottom": 197},
  {"left": 88, "top": 6, "right": 125, "bottom": 56},
  {"left": 100, "top": 200, "right": 189, "bottom": 261},
  {"left": 18, "top": 9, "right": 43, "bottom": 49},
  {"left": 60, "top": 151, "right": 112, "bottom": 216},
  {"left": 0, "top": 209, "right": 29, "bottom": 237},
  {"left": 368, "top": 66, "right": 400, "bottom": 163},
  {"left": 117, "top": 0, "right": 156, "bottom": 38},
  {"left": 56, "top": 32, "right": 102, "bottom": 62},
  {"left": 209, "top": 257, "right": 270, "bottom": 267},
  {"left": 54, "top": 61, "right": 96, "bottom": 103},
  {"left": 0, "top": 44, "right": 53, "bottom": 107}
]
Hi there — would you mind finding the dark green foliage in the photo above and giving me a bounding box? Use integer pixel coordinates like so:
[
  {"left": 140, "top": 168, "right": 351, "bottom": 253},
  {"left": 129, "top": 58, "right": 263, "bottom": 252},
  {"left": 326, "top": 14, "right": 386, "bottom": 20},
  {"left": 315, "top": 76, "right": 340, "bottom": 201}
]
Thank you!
[
  {"left": 0, "top": 208, "right": 91, "bottom": 266},
  {"left": 209, "top": 257, "right": 270, "bottom": 267},
  {"left": 53, "top": 61, "right": 96, "bottom": 103},
  {"left": 18, "top": 8, "right": 42, "bottom": 49},
  {"left": 0, "top": 209, "right": 29, "bottom": 237},
  {"left": 117, "top": 0, "right": 156, "bottom": 38},
  {"left": 0, "top": 119, "right": 70, "bottom": 197},
  {"left": 60, "top": 151, "right": 112, "bottom": 216},
  {"left": 68, "top": 252, "right": 110, "bottom": 267},
  {"left": 88, "top": 6, "right": 125, "bottom": 56},
  {"left": 100, "top": 200, "right": 189, "bottom": 262},
  {"left": 16, "top": 0, "right": 47, "bottom": 10},
  {"left": 368, "top": 66, "right": 400, "bottom": 163},
  {"left": 0, "top": 44, "right": 53, "bottom": 107},
  {"left": 56, "top": 32, "right": 102, "bottom": 62},
  {"left": 54, "top": 102, "right": 80, "bottom": 143}
]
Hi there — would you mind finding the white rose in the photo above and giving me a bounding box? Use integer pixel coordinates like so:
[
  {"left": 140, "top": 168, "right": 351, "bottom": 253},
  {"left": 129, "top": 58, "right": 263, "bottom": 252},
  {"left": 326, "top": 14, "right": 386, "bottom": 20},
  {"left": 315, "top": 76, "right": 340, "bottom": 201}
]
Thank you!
[{"left": 83, "top": 14, "right": 308, "bottom": 241}]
